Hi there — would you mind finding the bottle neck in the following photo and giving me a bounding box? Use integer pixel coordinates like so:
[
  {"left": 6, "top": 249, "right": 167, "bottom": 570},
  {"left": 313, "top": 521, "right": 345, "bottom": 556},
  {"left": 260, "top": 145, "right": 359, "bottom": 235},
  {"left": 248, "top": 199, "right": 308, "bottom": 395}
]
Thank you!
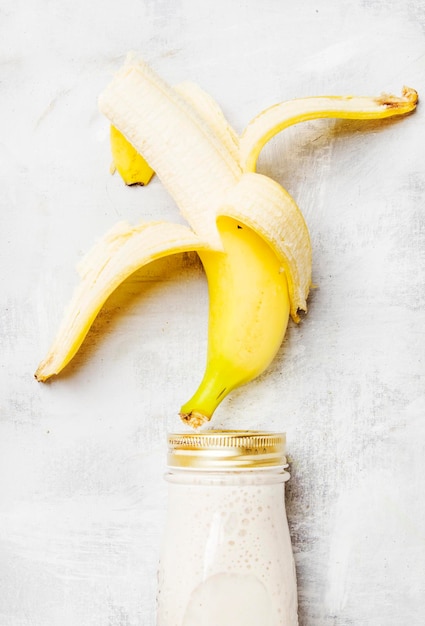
[{"left": 165, "top": 466, "right": 290, "bottom": 486}]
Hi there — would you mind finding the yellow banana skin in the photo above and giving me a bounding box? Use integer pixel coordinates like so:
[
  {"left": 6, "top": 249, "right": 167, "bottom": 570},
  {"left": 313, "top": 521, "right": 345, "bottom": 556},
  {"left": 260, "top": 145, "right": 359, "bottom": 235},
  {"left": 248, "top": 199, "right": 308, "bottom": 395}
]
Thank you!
[
  {"left": 180, "top": 216, "right": 290, "bottom": 427},
  {"left": 110, "top": 125, "right": 154, "bottom": 185},
  {"left": 240, "top": 87, "right": 419, "bottom": 172}
]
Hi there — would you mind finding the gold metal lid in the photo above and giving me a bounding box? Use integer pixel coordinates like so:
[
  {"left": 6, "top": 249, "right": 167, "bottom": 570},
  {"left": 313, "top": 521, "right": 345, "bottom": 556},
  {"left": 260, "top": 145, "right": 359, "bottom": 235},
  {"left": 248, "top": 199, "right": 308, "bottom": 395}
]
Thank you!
[{"left": 167, "top": 430, "right": 286, "bottom": 470}]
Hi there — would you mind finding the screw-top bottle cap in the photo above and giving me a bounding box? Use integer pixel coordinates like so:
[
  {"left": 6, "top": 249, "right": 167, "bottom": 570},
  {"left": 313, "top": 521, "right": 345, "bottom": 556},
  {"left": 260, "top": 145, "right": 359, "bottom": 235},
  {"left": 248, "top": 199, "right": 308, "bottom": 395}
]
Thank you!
[{"left": 167, "top": 430, "right": 286, "bottom": 470}]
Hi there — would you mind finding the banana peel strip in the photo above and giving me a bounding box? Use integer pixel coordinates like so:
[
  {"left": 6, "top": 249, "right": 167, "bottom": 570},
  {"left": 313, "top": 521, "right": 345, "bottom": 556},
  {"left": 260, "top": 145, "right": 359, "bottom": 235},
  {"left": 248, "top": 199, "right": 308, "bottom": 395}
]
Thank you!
[
  {"left": 174, "top": 81, "right": 240, "bottom": 164},
  {"left": 219, "top": 172, "right": 312, "bottom": 321},
  {"left": 35, "top": 222, "right": 210, "bottom": 381},
  {"left": 240, "top": 87, "right": 418, "bottom": 172}
]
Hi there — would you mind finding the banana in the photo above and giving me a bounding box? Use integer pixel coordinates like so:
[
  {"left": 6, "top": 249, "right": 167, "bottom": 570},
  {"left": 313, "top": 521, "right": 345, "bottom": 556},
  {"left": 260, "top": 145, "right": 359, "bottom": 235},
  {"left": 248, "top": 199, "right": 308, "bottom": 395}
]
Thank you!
[{"left": 35, "top": 56, "right": 418, "bottom": 428}]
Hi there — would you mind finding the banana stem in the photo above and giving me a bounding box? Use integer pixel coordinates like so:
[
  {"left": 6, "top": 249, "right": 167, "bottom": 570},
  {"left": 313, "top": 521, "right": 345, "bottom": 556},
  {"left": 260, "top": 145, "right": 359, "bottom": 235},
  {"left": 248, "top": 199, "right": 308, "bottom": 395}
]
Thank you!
[{"left": 179, "top": 365, "right": 233, "bottom": 428}]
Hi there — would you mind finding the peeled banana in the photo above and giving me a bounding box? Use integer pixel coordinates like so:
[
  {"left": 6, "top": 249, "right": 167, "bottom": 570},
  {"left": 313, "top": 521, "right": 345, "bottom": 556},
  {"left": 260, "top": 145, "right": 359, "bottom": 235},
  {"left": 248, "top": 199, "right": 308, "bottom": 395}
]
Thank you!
[{"left": 35, "top": 56, "right": 418, "bottom": 428}]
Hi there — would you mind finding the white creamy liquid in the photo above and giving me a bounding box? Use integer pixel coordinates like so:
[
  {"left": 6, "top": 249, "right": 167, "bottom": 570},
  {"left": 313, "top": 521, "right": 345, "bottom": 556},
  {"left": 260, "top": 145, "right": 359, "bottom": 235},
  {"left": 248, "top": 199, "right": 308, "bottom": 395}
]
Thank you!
[{"left": 157, "top": 471, "right": 298, "bottom": 626}]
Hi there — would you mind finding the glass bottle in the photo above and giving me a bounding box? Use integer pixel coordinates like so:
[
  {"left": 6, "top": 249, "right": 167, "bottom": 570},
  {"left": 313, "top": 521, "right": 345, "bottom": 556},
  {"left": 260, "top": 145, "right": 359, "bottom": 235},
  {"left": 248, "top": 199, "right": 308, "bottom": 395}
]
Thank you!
[{"left": 156, "top": 430, "right": 298, "bottom": 626}]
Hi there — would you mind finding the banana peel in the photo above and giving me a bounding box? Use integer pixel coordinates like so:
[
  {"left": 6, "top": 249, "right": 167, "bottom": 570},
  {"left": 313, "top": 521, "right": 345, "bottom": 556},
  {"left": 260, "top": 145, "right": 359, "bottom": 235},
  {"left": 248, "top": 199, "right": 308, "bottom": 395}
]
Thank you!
[
  {"left": 110, "top": 125, "right": 154, "bottom": 185},
  {"left": 35, "top": 57, "right": 418, "bottom": 427}
]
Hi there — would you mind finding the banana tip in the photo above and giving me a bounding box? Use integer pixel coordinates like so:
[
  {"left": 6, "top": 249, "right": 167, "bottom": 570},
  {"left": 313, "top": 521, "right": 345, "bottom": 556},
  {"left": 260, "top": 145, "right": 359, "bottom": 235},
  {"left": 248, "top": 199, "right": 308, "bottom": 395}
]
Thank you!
[
  {"left": 376, "top": 86, "right": 419, "bottom": 109},
  {"left": 34, "top": 362, "right": 52, "bottom": 383},
  {"left": 402, "top": 86, "right": 419, "bottom": 105}
]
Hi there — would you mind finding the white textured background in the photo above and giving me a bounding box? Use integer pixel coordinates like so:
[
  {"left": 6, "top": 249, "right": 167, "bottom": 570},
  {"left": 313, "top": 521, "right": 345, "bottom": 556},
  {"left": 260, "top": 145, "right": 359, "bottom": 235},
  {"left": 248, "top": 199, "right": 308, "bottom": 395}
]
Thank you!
[{"left": 1, "top": 1, "right": 425, "bottom": 624}]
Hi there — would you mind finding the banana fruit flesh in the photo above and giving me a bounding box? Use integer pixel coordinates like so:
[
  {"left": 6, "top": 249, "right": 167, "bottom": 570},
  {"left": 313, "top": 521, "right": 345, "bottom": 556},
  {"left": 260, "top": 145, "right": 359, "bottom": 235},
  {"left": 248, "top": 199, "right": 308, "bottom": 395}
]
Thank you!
[{"left": 35, "top": 56, "right": 418, "bottom": 428}]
